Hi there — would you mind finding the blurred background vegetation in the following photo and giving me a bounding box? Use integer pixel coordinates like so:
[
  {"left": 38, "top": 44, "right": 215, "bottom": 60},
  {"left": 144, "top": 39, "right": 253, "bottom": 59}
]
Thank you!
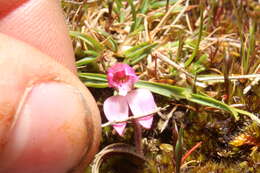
[{"left": 62, "top": 0, "right": 260, "bottom": 172}]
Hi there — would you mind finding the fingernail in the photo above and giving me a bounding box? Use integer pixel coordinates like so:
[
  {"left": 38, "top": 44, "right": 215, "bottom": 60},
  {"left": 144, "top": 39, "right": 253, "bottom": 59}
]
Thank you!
[{"left": 0, "top": 82, "right": 93, "bottom": 173}]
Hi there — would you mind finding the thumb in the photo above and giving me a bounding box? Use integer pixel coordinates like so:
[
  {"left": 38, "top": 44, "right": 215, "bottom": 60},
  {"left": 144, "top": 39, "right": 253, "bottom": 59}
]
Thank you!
[
  {"left": 0, "top": 0, "right": 76, "bottom": 72},
  {"left": 0, "top": 33, "right": 101, "bottom": 173}
]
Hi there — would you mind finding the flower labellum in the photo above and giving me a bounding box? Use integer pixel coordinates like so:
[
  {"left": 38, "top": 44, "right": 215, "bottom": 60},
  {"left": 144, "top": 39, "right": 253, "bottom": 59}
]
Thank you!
[{"left": 104, "top": 63, "right": 157, "bottom": 135}]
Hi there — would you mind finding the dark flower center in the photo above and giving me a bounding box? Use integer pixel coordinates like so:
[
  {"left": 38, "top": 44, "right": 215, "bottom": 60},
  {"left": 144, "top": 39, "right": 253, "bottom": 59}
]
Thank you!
[{"left": 113, "top": 70, "right": 129, "bottom": 84}]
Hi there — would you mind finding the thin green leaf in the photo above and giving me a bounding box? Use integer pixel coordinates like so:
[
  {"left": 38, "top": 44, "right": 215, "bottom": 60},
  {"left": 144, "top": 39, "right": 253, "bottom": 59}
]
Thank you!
[
  {"left": 175, "top": 126, "right": 183, "bottom": 173},
  {"left": 139, "top": 0, "right": 149, "bottom": 14},
  {"left": 127, "top": 0, "right": 137, "bottom": 32},
  {"left": 83, "top": 50, "right": 100, "bottom": 57},
  {"left": 95, "top": 29, "right": 118, "bottom": 52},
  {"left": 79, "top": 73, "right": 260, "bottom": 125},
  {"left": 150, "top": 5, "right": 184, "bottom": 20},
  {"left": 151, "top": 0, "right": 178, "bottom": 9},
  {"left": 135, "top": 80, "right": 188, "bottom": 100},
  {"left": 234, "top": 108, "right": 260, "bottom": 125},
  {"left": 245, "top": 19, "right": 256, "bottom": 73},
  {"left": 189, "top": 93, "right": 239, "bottom": 120},
  {"left": 114, "top": 0, "right": 123, "bottom": 12},
  {"left": 136, "top": 80, "right": 238, "bottom": 119},
  {"left": 124, "top": 42, "right": 150, "bottom": 55},
  {"left": 114, "top": 0, "right": 125, "bottom": 22},
  {"left": 125, "top": 43, "right": 157, "bottom": 58},
  {"left": 69, "top": 31, "right": 104, "bottom": 52},
  {"left": 76, "top": 57, "right": 97, "bottom": 66},
  {"left": 134, "top": 0, "right": 150, "bottom": 29},
  {"left": 123, "top": 42, "right": 158, "bottom": 64},
  {"left": 184, "top": 4, "right": 204, "bottom": 67},
  {"left": 128, "top": 25, "right": 145, "bottom": 36},
  {"left": 129, "top": 53, "right": 149, "bottom": 65},
  {"left": 79, "top": 73, "right": 108, "bottom": 88},
  {"left": 191, "top": 54, "right": 208, "bottom": 74},
  {"left": 76, "top": 50, "right": 100, "bottom": 67}
]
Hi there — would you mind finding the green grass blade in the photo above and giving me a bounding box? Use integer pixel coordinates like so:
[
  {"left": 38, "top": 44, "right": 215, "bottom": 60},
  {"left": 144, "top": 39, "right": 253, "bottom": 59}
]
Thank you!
[
  {"left": 127, "top": 0, "right": 137, "bottom": 32},
  {"left": 70, "top": 31, "right": 104, "bottom": 52},
  {"left": 151, "top": 0, "right": 178, "bottom": 9},
  {"left": 124, "top": 43, "right": 157, "bottom": 58},
  {"left": 123, "top": 42, "right": 150, "bottom": 55},
  {"left": 83, "top": 50, "right": 100, "bottom": 57},
  {"left": 245, "top": 19, "right": 256, "bottom": 73},
  {"left": 79, "top": 73, "right": 108, "bottom": 88},
  {"left": 234, "top": 108, "right": 260, "bottom": 125},
  {"left": 79, "top": 73, "right": 260, "bottom": 125},
  {"left": 76, "top": 57, "right": 97, "bottom": 66},
  {"left": 95, "top": 29, "right": 118, "bottom": 52},
  {"left": 134, "top": 0, "right": 149, "bottom": 29},
  {"left": 123, "top": 42, "right": 158, "bottom": 64},
  {"left": 136, "top": 81, "right": 238, "bottom": 119},
  {"left": 175, "top": 126, "right": 183, "bottom": 173},
  {"left": 139, "top": 0, "right": 149, "bottom": 14},
  {"left": 135, "top": 80, "right": 188, "bottom": 100},
  {"left": 114, "top": 0, "right": 125, "bottom": 22},
  {"left": 184, "top": 4, "right": 204, "bottom": 67},
  {"left": 189, "top": 93, "right": 238, "bottom": 119},
  {"left": 76, "top": 50, "right": 100, "bottom": 67},
  {"left": 129, "top": 53, "right": 149, "bottom": 65}
]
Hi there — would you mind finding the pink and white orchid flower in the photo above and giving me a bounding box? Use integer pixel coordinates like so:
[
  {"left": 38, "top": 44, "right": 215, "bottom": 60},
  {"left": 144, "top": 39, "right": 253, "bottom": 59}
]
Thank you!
[{"left": 103, "top": 63, "right": 157, "bottom": 136}]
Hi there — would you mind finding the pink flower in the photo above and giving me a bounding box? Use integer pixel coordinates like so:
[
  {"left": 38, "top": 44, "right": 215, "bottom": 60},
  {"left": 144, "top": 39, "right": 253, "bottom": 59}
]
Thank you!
[
  {"left": 104, "top": 63, "right": 157, "bottom": 136},
  {"left": 107, "top": 63, "right": 138, "bottom": 96}
]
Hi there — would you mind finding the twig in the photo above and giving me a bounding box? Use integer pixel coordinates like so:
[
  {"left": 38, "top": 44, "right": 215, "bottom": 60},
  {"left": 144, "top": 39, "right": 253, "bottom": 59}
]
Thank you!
[
  {"left": 154, "top": 52, "right": 209, "bottom": 87},
  {"left": 205, "top": 37, "right": 240, "bottom": 44},
  {"left": 155, "top": 51, "right": 194, "bottom": 78},
  {"left": 230, "top": 104, "right": 246, "bottom": 108},
  {"left": 101, "top": 108, "right": 162, "bottom": 127},
  {"left": 181, "top": 141, "right": 202, "bottom": 164},
  {"left": 89, "top": 9, "right": 107, "bottom": 29},
  {"left": 139, "top": 14, "right": 150, "bottom": 42},
  {"left": 154, "top": 52, "right": 260, "bottom": 86},
  {"left": 63, "top": 0, "right": 84, "bottom": 5},
  {"left": 185, "top": 13, "right": 193, "bottom": 32},
  {"left": 144, "top": 16, "right": 150, "bottom": 42},
  {"left": 197, "top": 74, "right": 260, "bottom": 82},
  {"left": 205, "top": 37, "right": 241, "bottom": 48},
  {"left": 243, "top": 65, "right": 260, "bottom": 94}
]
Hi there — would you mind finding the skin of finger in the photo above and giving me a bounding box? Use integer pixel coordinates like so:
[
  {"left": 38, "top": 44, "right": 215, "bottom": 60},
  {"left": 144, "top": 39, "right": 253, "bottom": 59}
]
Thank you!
[
  {"left": 0, "top": 82, "right": 93, "bottom": 173},
  {"left": 0, "top": 0, "right": 76, "bottom": 72},
  {"left": 0, "top": 0, "right": 28, "bottom": 18},
  {"left": 0, "top": 33, "right": 101, "bottom": 170}
]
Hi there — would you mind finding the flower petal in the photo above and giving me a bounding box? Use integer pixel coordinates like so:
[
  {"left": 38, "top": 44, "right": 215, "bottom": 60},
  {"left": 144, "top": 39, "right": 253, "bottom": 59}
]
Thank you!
[
  {"left": 103, "top": 95, "right": 129, "bottom": 135},
  {"left": 126, "top": 89, "right": 157, "bottom": 129}
]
